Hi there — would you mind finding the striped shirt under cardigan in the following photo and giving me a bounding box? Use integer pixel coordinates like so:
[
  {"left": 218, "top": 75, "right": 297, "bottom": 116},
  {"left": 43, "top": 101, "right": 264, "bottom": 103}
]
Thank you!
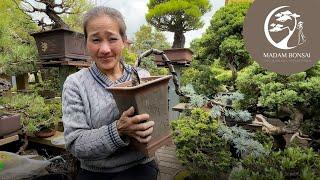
[{"left": 62, "top": 62, "right": 151, "bottom": 173}]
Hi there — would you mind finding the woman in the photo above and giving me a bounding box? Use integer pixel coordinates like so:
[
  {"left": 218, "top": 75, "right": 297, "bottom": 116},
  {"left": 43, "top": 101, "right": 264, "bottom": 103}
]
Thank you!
[{"left": 62, "top": 6, "right": 158, "bottom": 180}]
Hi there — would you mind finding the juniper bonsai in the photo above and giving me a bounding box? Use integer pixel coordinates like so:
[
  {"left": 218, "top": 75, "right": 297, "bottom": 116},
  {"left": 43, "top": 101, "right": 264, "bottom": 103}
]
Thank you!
[{"left": 236, "top": 62, "right": 320, "bottom": 145}]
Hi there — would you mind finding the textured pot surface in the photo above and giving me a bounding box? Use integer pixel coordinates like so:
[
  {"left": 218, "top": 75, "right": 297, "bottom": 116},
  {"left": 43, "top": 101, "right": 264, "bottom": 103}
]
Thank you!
[
  {"left": 106, "top": 76, "right": 172, "bottom": 156},
  {"left": 31, "top": 28, "right": 89, "bottom": 60},
  {"left": 154, "top": 48, "right": 193, "bottom": 66},
  {"left": 0, "top": 114, "right": 21, "bottom": 137}
]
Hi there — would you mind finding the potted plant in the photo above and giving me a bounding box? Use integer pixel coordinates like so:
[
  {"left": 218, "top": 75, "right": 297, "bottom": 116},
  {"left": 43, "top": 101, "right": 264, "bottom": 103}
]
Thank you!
[
  {"left": 154, "top": 48, "right": 193, "bottom": 66},
  {"left": 0, "top": 93, "right": 62, "bottom": 137},
  {"left": 107, "top": 49, "right": 184, "bottom": 156},
  {"left": 34, "top": 79, "right": 59, "bottom": 99},
  {"left": 14, "top": 0, "right": 91, "bottom": 61},
  {"left": 30, "top": 29, "right": 89, "bottom": 61},
  {"left": 146, "top": 1, "right": 210, "bottom": 66},
  {"left": 0, "top": 110, "right": 21, "bottom": 137}
]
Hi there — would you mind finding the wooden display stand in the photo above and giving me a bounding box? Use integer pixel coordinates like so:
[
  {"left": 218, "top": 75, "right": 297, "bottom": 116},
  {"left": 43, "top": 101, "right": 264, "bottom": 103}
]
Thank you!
[{"left": 0, "top": 134, "right": 19, "bottom": 146}]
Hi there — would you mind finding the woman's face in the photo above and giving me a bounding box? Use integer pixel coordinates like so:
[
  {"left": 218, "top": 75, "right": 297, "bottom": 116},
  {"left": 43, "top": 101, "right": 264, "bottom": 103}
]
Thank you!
[{"left": 86, "top": 15, "right": 125, "bottom": 74}]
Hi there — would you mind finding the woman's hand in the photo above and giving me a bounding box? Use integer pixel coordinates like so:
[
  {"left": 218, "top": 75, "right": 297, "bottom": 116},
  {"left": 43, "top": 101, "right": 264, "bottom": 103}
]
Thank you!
[{"left": 116, "top": 106, "right": 154, "bottom": 143}]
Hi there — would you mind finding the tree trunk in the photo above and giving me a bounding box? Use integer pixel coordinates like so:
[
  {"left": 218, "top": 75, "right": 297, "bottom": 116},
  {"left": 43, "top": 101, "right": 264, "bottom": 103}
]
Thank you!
[
  {"left": 279, "top": 106, "right": 303, "bottom": 132},
  {"left": 46, "top": 7, "right": 69, "bottom": 29},
  {"left": 172, "top": 32, "right": 185, "bottom": 48}
]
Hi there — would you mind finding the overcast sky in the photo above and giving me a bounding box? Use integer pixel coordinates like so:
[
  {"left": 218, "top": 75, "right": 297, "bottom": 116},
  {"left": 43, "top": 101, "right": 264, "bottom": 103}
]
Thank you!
[{"left": 92, "top": 0, "right": 225, "bottom": 47}]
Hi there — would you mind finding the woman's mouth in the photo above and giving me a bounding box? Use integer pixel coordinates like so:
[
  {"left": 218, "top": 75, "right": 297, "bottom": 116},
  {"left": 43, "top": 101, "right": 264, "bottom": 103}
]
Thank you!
[{"left": 99, "top": 57, "right": 114, "bottom": 61}]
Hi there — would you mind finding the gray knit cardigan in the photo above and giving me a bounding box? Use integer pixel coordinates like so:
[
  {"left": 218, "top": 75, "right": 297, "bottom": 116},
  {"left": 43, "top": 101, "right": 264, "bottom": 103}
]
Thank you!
[{"left": 62, "top": 63, "right": 151, "bottom": 173}]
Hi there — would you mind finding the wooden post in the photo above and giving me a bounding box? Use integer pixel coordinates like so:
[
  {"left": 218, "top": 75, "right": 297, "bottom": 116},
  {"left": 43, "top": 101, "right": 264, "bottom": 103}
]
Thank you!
[
  {"left": 58, "top": 66, "right": 78, "bottom": 92},
  {"left": 16, "top": 73, "right": 28, "bottom": 91}
]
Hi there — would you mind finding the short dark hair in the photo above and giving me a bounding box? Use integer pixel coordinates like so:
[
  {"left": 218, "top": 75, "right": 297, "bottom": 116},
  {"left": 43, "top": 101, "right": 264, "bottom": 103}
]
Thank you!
[{"left": 83, "top": 6, "right": 127, "bottom": 40}]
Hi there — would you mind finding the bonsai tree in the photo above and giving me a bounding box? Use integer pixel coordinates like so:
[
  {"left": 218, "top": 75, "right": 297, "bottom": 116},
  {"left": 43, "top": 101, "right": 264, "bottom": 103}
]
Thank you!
[
  {"left": 230, "top": 146, "right": 320, "bottom": 179},
  {"left": 198, "top": 2, "right": 252, "bottom": 81},
  {"left": 172, "top": 84, "right": 320, "bottom": 179},
  {"left": 180, "top": 2, "right": 252, "bottom": 97},
  {"left": 0, "top": 0, "right": 39, "bottom": 89},
  {"left": 171, "top": 90, "right": 271, "bottom": 178},
  {"left": 0, "top": 93, "right": 61, "bottom": 134},
  {"left": 146, "top": 0, "right": 211, "bottom": 48},
  {"left": 236, "top": 62, "right": 320, "bottom": 146},
  {"left": 13, "top": 0, "right": 92, "bottom": 30}
]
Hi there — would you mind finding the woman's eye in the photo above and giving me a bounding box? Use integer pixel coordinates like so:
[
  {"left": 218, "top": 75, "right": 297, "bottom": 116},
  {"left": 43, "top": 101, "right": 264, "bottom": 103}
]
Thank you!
[
  {"left": 92, "top": 38, "right": 100, "bottom": 43},
  {"left": 109, "top": 37, "right": 118, "bottom": 42}
]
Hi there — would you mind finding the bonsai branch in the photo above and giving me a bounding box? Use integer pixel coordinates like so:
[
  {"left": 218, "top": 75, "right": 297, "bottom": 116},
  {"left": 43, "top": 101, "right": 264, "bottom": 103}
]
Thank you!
[
  {"left": 290, "top": 130, "right": 311, "bottom": 143},
  {"left": 253, "top": 105, "right": 304, "bottom": 136},
  {"left": 15, "top": 0, "right": 70, "bottom": 29},
  {"left": 19, "top": 0, "right": 46, "bottom": 13},
  {"left": 253, "top": 114, "right": 290, "bottom": 135},
  {"left": 208, "top": 100, "right": 232, "bottom": 108},
  {"left": 16, "top": 133, "right": 29, "bottom": 155},
  {"left": 279, "top": 106, "right": 303, "bottom": 132}
]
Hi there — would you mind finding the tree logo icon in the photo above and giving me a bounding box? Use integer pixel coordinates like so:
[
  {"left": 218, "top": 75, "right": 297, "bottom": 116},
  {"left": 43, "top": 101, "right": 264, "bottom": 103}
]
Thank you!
[{"left": 264, "top": 6, "right": 306, "bottom": 50}]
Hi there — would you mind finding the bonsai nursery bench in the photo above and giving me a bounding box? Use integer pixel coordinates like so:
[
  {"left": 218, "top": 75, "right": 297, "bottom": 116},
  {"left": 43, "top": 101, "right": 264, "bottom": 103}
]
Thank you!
[
  {"left": 27, "top": 131, "right": 65, "bottom": 149},
  {"left": 0, "top": 134, "right": 19, "bottom": 146}
]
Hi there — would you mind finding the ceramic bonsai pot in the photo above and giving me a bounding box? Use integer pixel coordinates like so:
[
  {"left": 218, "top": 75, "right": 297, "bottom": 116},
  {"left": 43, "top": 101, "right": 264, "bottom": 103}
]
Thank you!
[
  {"left": 154, "top": 48, "right": 193, "bottom": 66},
  {"left": 106, "top": 75, "right": 173, "bottom": 156},
  {"left": 0, "top": 113, "right": 21, "bottom": 137},
  {"left": 34, "top": 128, "right": 56, "bottom": 138},
  {"left": 31, "top": 28, "right": 89, "bottom": 61}
]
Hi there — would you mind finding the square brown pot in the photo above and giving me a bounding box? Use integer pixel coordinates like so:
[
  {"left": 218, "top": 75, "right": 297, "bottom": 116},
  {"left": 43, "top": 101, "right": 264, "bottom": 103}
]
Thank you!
[
  {"left": 106, "top": 76, "right": 173, "bottom": 156},
  {"left": 154, "top": 48, "right": 193, "bottom": 66},
  {"left": 0, "top": 113, "right": 21, "bottom": 137},
  {"left": 31, "top": 28, "right": 89, "bottom": 61}
]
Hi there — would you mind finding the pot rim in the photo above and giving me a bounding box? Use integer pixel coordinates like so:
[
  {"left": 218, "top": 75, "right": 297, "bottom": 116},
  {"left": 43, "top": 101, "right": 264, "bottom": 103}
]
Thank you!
[{"left": 106, "top": 75, "right": 172, "bottom": 91}]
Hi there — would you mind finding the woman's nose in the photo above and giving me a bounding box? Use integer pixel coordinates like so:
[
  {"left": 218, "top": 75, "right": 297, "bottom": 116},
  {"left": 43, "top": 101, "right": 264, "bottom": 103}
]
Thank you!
[{"left": 99, "top": 42, "right": 111, "bottom": 54}]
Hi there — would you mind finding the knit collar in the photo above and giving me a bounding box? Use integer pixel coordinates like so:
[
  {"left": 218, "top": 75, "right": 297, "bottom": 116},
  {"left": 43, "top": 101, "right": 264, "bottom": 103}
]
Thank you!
[{"left": 88, "top": 61, "right": 132, "bottom": 88}]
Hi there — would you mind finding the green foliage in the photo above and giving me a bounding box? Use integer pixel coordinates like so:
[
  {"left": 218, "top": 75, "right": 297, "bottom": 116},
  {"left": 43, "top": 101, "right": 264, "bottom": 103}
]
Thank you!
[
  {"left": 171, "top": 108, "right": 235, "bottom": 178},
  {"left": 130, "top": 25, "right": 170, "bottom": 75},
  {"left": 219, "top": 35, "right": 250, "bottom": 80},
  {"left": 181, "top": 65, "right": 221, "bottom": 98},
  {"left": 236, "top": 62, "right": 320, "bottom": 114},
  {"left": 217, "top": 125, "right": 269, "bottom": 158},
  {"left": 194, "top": 2, "right": 251, "bottom": 76},
  {"left": 61, "top": 0, "right": 93, "bottom": 32},
  {"left": 230, "top": 147, "right": 320, "bottom": 180},
  {"left": 180, "top": 2, "right": 252, "bottom": 94},
  {"left": 146, "top": 0, "right": 211, "bottom": 47},
  {"left": 146, "top": 0, "right": 211, "bottom": 32},
  {"left": 123, "top": 48, "right": 138, "bottom": 66},
  {"left": 0, "top": 0, "right": 39, "bottom": 75},
  {"left": 0, "top": 93, "right": 61, "bottom": 134},
  {"left": 132, "top": 25, "right": 170, "bottom": 52},
  {"left": 180, "top": 84, "right": 207, "bottom": 107},
  {"left": 200, "top": 2, "right": 251, "bottom": 61}
]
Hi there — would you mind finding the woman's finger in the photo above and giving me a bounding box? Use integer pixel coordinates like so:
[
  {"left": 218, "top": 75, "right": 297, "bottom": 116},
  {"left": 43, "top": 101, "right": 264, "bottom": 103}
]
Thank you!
[
  {"left": 130, "top": 114, "right": 150, "bottom": 124},
  {"left": 133, "top": 134, "right": 152, "bottom": 144},
  {"left": 122, "top": 106, "right": 135, "bottom": 117},
  {"left": 130, "top": 121, "right": 154, "bottom": 131},
  {"left": 135, "top": 127, "right": 154, "bottom": 137}
]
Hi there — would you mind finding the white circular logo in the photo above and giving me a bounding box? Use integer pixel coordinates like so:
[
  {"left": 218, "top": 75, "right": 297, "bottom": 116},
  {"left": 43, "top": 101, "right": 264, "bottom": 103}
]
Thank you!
[{"left": 264, "top": 6, "right": 306, "bottom": 50}]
